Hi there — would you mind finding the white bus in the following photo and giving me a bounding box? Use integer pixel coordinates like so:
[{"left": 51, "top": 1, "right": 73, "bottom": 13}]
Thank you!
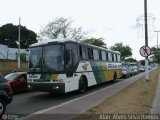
[{"left": 27, "top": 39, "right": 122, "bottom": 93}]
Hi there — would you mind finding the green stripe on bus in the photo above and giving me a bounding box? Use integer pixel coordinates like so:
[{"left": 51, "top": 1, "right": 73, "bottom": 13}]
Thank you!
[{"left": 90, "top": 62, "right": 106, "bottom": 84}]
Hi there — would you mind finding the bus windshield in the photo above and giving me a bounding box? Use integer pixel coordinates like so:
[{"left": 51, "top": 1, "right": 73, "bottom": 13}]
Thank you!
[
  {"left": 29, "top": 44, "right": 64, "bottom": 72},
  {"left": 43, "top": 45, "right": 64, "bottom": 72},
  {"left": 29, "top": 47, "right": 42, "bottom": 72}
]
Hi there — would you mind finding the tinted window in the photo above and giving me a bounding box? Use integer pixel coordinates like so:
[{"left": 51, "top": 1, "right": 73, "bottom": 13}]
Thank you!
[
  {"left": 108, "top": 52, "right": 112, "bottom": 61},
  {"left": 117, "top": 54, "right": 121, "bottom": 62},
  {"left": 82, "top": 46, "right": 88, "bottom": 59},
  {"left": 113, "top": 54, "right": 117, "bottom": 62},
  {"left": 43, "top": 45, "right": 64, "bottom": 72},
  {"left": 29, "top": 47, "right": 42, "bottom": 71},
  {"left": 102, "top": 51, "right": 106, "bottom": 61},
  {"left": 88, "top": 48, "right": 93, "bottom": 59},
  {"left": 65, "top": 43, "right": 78, "bottom": 69},
  {"left": 93, "top": 49, "right": 99, "bottom": 60}
]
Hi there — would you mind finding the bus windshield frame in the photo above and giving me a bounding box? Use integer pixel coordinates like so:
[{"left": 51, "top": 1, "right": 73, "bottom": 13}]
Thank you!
[{"left": 29, "top": 44, "right": 64, "bottom": 73}]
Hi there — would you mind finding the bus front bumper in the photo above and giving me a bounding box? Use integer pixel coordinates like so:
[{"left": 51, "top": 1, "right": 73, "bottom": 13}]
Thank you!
[{"left": 28, "top": 82, "right": 65, "bottom": 93}]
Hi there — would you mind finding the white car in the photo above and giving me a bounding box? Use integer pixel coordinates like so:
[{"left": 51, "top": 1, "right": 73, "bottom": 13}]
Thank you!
[{"left": 139, "top": 66, "right": 145, "bottom": 72}]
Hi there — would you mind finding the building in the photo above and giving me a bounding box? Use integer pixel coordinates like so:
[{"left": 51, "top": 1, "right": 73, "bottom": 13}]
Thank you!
[{"left": 0, "top": 44, "right": 29, "bottom": 60}]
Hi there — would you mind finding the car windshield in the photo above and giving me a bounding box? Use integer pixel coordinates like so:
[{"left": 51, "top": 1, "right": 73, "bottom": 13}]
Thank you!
[
  {"left": 43, "top": 45, "right": 64, "bottom": 72},
  {"left": 5, "top": 73, "right": 18, "bottom": 80}
]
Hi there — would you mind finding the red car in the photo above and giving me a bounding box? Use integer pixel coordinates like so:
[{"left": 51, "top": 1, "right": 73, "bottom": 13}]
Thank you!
[{"left": 5, "top": 72, "right": 28, "bottom": 92}]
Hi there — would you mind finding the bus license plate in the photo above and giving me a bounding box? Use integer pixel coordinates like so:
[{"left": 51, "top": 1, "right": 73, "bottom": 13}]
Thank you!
[{"left": 27, "top": 74, "right": 41, "bottom": 79}]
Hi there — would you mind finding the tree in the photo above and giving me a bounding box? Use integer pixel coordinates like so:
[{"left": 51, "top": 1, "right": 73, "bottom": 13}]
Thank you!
[
  {"left": 151, "top": 47, "right": 160, "bottom": 64},
  {"left": 110, "top": 42, "right": 132, "bottom": 61},
  {"left": 80, "top": 38, "right": 107, "bottom": 48},
  {"left": 39, "top": 17, "right": 86, "bottom": 41},
  {"left": 139, "top": 59, "right": 145, "bottom": 66},
  {"left": 0, "top": 23, "right": 37, "bottom": 49}
]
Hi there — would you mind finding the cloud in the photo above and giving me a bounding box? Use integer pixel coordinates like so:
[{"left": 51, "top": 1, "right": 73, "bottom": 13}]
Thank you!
[{"left": 129, "top": 24, "right": 138, "bottom": 30}]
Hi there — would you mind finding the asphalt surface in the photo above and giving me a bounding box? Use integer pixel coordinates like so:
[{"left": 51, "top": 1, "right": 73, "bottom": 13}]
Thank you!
[
  {"left": 24, "top": 72, "right": 145, "bottom": 120},
  {"left": 6, "top": 78, "right": 126, "bottom": 116}
]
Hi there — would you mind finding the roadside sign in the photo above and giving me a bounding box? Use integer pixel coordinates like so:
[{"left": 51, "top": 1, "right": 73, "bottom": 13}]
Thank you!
[{"left": 139, "top": 46, "right": 151, "bottom": 57}]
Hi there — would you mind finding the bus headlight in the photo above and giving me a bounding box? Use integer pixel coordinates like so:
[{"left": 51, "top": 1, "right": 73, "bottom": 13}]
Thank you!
[
  {"left": 52, "top": 86, "right": 59, "bottom": 90},
  {"left": 28, "top": 85, "right": 32, "bottom": 89}
]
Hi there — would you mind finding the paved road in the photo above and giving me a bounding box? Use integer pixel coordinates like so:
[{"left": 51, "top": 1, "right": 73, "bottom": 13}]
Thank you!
[{"left": 5, "top": 77, "right": 132, "bottom": 116}]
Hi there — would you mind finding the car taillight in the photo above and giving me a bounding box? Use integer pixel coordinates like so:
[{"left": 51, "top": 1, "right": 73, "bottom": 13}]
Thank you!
[{"left": 8, "top": 83, "right": 12, "bottom": 95}]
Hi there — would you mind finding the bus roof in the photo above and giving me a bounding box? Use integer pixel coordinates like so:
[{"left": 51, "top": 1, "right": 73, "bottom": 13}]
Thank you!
[
  {"left": 30, "top": 39, "right": 120, "bottom": 54},
  {"left": 29, "top": 39, "right": 72, "bottom": 47}
]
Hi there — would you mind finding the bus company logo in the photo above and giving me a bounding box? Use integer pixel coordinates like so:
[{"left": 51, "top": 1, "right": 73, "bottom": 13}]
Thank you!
[{"left": 82, "top": 64, "right": 89, "bottom": 71}]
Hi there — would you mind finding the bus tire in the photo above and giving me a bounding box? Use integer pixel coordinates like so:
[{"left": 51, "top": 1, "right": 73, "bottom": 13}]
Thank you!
[
  {"left": 114, "top": 72, "right": 117, "bottom": 79},
  {"left": 112, "top": 72, "right": 117, "bottom": 82},
  {"left": 78, "top": 77, "right": 87, "bottom": 93}
]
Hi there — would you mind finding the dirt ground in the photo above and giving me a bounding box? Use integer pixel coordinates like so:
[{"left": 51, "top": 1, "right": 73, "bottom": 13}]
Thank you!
[{"left": 73, "top": 69, "right": 159, "bottom": 120}]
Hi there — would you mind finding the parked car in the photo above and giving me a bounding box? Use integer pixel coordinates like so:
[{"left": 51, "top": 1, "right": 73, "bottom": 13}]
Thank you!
[
  {"left": 5, "top": 72, "right": 28, "bottom": 92},
  {"left": 122, "top": 66, "right": 131, "bottom": 78},
  {"left": 139, "top": 66, "right": 145, "bottom": 72},
  {"left": 0, "top": 74, "right": 13, "bottom": 117}
]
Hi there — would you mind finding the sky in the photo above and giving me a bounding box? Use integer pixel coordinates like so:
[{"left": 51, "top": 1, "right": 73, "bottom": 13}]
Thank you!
[{"left": 0, "top": 0, "right": 160, "bottom": 60}]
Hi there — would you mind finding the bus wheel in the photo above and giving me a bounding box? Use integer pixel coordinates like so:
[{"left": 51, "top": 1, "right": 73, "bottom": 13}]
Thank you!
[
  {"left": 78, "top": 77, "right": 87, "bottom": 93},
  {"left": 112, "top": 72, "right": 117, "bottom": 82},
  {"left": 114, "top": 72, "right": 117, "bottom": 80}
]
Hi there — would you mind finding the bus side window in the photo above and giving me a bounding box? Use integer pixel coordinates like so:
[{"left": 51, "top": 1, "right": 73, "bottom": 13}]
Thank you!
[
  {"left": 82, "top": 46, "right": 88, "bottom": 60},
  {"left": 113, "top": 54, "right": 116, "bottom": 62},
  {"left": 108, "top": 52, "right": 112, "bottom": 62},
  {"left": 65, "top": 50, "right": 72, "bottom": 70},
  {"left": 65, "top": 43, "right": 78, "bottom": 70},
  {"left": 117, "top": 54, "right": 121, "bottom": 62},
  {"left": 93, "top": 49, "right": 99, "bottom": 60},
  {"left": 102, "top": 51, "right": 106, "bottom": 61},
  {"left": 88, "top": 48, "right": 93, "bottom": 60}
]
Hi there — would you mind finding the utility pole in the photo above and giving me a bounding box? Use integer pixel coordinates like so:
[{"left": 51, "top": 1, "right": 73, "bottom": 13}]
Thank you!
[
  {"left": 154, "top": 31, "right": 160, "bottom": 49},
  {"left": 144, "top": 0, "right": 149, "bottom": 81},
  {"left": 18, "top": 17, "right": 21, "bottom": 70}
]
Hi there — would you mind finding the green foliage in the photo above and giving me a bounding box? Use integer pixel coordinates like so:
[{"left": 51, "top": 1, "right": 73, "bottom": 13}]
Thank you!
[
  {"left": 16, "top": 53, "right": 27, "bottom": 62},
  {"left": 139, "top": 59, "right": 145, "bottom": 66},
  {"left": 110, "top": 42, "right": 132, "bottom": 61},
  {"left": 80, "top": 38, "right": 107, "bottom": 48},
  {"left": 20, "top": 53, "right": 27, "bottom": 62},
  {"left": 0, "top": 23, "right": 37, "bottom": 48},
  {"left": 151, "top": 47, "right": 160, "bottom": 64}
]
